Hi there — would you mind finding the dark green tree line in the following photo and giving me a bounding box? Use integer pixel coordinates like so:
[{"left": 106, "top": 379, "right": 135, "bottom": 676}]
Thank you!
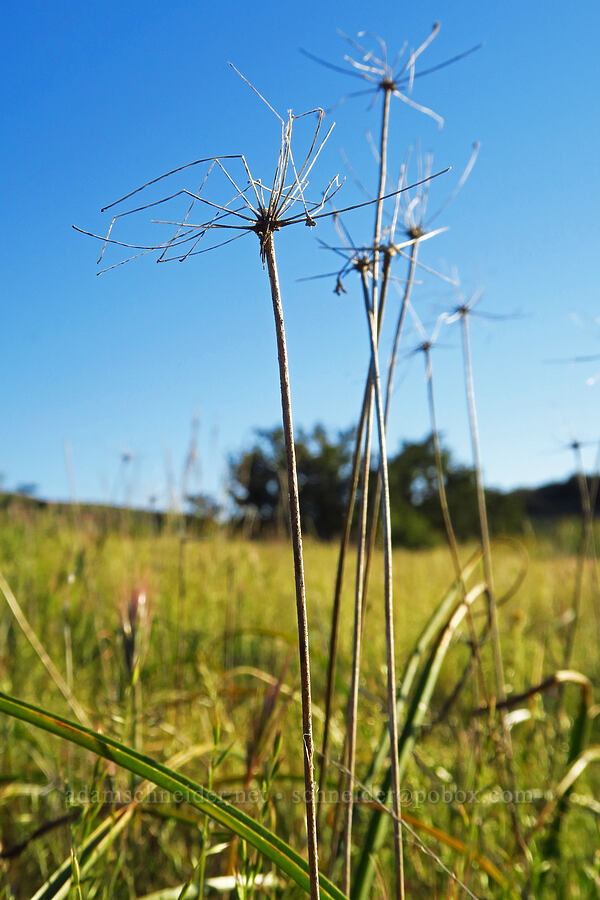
[{"left": 228, "top": 427, "right": 525, "bottom": 545}]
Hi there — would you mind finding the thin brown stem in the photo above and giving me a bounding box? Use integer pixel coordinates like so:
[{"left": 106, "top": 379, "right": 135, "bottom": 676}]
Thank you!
[
  {"left": 474, "top": 669, "right": 592, "bottom": 716},
  {"left": 459, "top": 310, "right": 527, "bottom": 856},
  {"left": 342, "top": 392, "right": 374, "bottom": 894},
  {"left": 317, "top": 258, "right": 390, "bottom": 832},
  {"left": 319, "top": 86, "right": 414, "bottom": 864},
  {"left": 335, "top": 202, "right": 399, "bottom": 842},
  {"left": 371, "top": 87, "right": 393, "bottom": 318},
  {"left": 384, "top": 244, "right": 417, "bottom": 422},
  {"left": 564, "top": 445, "right": 593, "bottom": 668},
  {"left": 264, "top": 233, "right": 320, "bottom": 900},
  {"left": 325, "top": 262, "right": 383, "bottom": 869},
  {"left": 423, "top": 343, "right": 488, "bottom": 727},
  {"left": 317, "top": 383, "right": 367, "bottom": 832},
  {"left": 361, "top": 242, "right": 417, "bottom": 614},
  {"left": 330, "top": 244, "right": 415, "bottom": 872},
  {"left": 460, "top": 312, "right": 505, "bottom": 702},
  {"left": 424, "top": 348, "right": 460, "bottom": 578},
  {"left": 361, "top": 267, "right": 404, "bottom": 900},
  {"left": 586, "top": 450, "right": 600, "bottom": 634}
]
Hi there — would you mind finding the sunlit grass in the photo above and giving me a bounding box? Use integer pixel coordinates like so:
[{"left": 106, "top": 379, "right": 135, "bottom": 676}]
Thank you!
[{"left": 1, "top": 503, "right": 598, "bottom": 897}]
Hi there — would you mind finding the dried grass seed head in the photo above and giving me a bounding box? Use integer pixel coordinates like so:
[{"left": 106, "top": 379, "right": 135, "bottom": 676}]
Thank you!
[
  {"left": 303, "top": 25, "right": 481, "bottom": 127},
  {"left": 406, "top": 300, "right": 452, "bottom": 356},
  {"left": 75, "top": 64, "right": 450, "bottom": 285},
  {"left": 389, "top": 142, "right": 479, "bottom": 247},
  {"left": 308, "top": 142, "right": 476, "bottom": 295},
  {"left": 307, "top": 159, "right": 452, "bottom": 296},
  {"left": 74, "top": 65, "right": 347, "bottom": 271}
]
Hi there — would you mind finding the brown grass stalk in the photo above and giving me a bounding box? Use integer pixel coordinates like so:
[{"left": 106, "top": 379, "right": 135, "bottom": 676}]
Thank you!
[
  {"left": 360, "top": 265, "right": 405, "bottom": 900},
  {"left": 420, "top": 338, "right": 488, "bottom": 709},
  {"left": 264, "top": 232, "right": 320, "bottom": 900},
  {"left": 342, "top": 380, "right": 374, "bottom": 893},
  {"left": 317, "top": 253, "right": 391, "bottom": 835},
  {"left": 564, "top": 441, "right": 595, "bottom": 668},
  {"left": 319, "top": 83, "right": 394, "bottom": 848},
  {"left": 458, "top": 305, "right": 528, "bottom": 857}
]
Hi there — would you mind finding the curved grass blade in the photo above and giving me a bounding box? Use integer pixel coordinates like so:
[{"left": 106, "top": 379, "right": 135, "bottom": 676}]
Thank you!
[
  {"left": 31, "top": 806, "right": 135, "bottom": 900},
  {"left": 0, "top": 691, "right": 347, "bottom": 900},
  {"left": 353, "top": 543, "right": 528, "bottom": 898},
  {"left": 535, "top": 674, "right": 594, "bottom": 862},
  {"left": 352, "top": 581, "right": 487, "bottom": 900},
  {"left": 28, "top": 745, "right": 211, "bottom": 898},
  {"left": 364, "top": 553, "right": 483, "bottom": 789},
  {"left": 533, "top": 746, "right": 600, "bottom": 836},
  {"left": 545, "top": 681, "right": 592, "bottom": 868},
  {"left": 0, "top": 571, "right": 91, "bottom": 728}
]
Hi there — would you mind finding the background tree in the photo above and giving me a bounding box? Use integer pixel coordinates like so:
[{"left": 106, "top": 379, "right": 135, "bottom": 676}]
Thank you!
[
  {"left": 230, "top": 428, "right": 526, "bottom": 545},
  {"left": 229, "top": 425, "right": 354, "bottom": 539}
]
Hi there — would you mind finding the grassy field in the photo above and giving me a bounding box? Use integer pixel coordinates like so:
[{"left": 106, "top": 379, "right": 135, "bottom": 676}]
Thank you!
[{"left": 0, "top": 502, "right": 599, "bottom": 898}]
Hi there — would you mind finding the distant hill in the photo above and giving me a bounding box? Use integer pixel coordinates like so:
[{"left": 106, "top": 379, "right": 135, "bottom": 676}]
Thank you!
[
  {"left": 0, "top": 492, "right": 212, "bottom": 537},
  {"left": 1, "top": 470, "right": 596, "bottom": 545}
]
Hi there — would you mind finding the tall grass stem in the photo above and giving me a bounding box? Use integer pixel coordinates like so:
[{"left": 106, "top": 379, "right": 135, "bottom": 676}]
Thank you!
[
  {"left": 360, "top": 242, "right": 419, "bottom": 606},
  {"left": 264, "top": 232, "right": 320, "bottom": 900},
  {"left": 342, "top": 387, "right": 374, "bottom": 894},
  {"left": 360, "top": 267, "right": 404, "bottom": 900},
  {"left": 459, "top": 312, "right": 505, "bottom": 703},
  {"left": 459, "top": 309, "right": 528, "bottom": 855},
  {"left": 318, "top": 256, "right": 390, "bottom": 831}
]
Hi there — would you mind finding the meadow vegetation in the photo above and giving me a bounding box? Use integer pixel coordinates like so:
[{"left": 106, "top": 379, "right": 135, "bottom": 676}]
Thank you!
[
  {"left": 0, "top": 505, "right": 599, "bottom": 897},
  {"left": 1, "top": 22, "right": 599, "bottom": 900}
]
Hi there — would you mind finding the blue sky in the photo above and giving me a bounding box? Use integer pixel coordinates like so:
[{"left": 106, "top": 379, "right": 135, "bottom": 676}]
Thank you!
[{"left": 2, "top": 1, "right": 599, "bottom": 508}]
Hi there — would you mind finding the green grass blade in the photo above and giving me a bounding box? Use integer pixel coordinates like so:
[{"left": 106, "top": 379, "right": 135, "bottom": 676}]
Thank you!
[
  {"left": 352, "top": 582, "right": 487, "bottom": 900},
  {"left": 364, "top": 554, "right": 483, "bottom": 788},
  {"left": 534, "top": 746, "right": 600, "bottom": 837},
  {"left": 0, "top": 691, "right": 347, "bottom": 900},
  {"left": 28, "top": 745, "right": 211, "bottom": 899},
  {"left": 0, "top": 571, "right": 92, "bottom": 728},
  {"left": 540, "top": 674, "right": 593, "bottom": 861},
  {"left": 31, "top": 806, "right": 135, "bottom": 900}
]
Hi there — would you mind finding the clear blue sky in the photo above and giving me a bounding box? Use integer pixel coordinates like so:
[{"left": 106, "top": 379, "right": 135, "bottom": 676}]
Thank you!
[{"left": 2, "top": 1, "right": 599, "bottom": 508}]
